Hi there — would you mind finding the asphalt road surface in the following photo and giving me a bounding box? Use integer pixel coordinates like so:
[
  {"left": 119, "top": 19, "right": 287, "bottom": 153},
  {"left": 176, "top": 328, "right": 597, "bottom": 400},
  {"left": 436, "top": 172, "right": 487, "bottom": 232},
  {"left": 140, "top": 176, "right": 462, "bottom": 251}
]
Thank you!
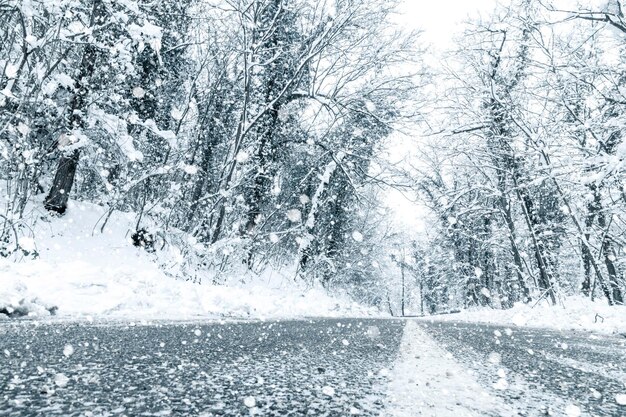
[
  {"left": 0, "top": 319, "right": 405, "bottom": 416},
  {"left": 0, "top": 318, "right": 625, "bottom": 416},
  {"left": 421, "top": 320, "right": 626, "bottom": 416}
]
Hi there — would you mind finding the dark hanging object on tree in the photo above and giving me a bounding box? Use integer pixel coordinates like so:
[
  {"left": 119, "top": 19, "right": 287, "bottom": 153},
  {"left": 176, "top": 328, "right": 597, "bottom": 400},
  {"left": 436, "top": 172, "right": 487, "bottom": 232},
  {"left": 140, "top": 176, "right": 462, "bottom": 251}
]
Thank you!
[{"left": 131, "top": 229, "right": 155, "bottom": 252}]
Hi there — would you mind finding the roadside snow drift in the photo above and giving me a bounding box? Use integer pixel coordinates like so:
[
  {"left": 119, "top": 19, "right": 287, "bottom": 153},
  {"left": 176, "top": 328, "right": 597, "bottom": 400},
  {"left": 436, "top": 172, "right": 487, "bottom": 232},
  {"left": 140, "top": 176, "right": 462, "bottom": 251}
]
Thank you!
[
  {"left": 0, "top": 200, "right": 373, "bottom": 320},
  {"left": 429, "top": 297, "right": 626, "bottom": 335}
]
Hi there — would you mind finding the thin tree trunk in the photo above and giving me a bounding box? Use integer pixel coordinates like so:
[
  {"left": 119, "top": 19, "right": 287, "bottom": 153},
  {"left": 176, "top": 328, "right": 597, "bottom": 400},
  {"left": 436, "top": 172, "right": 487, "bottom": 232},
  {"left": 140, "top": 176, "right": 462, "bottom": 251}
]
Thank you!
[
  {"left": 400, "top": 259, "right": 406, "bottom": 317},
  {"left": 497, "top": 179, "right": 531, "bottom": 302},
  {"left": 537, "top": 153, "right": 616, "bottom": 305},
  {"left": 595, "top": 194, "right": 624, "bottom": 304},
  {"left": 514, "top": 184, "right": 557, "bottom": 305}
]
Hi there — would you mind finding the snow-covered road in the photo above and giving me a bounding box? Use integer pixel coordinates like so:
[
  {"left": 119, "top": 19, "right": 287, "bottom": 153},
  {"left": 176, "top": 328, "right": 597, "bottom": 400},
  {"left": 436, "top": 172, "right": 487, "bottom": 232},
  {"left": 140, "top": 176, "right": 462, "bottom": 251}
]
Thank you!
[{"left": 1, "top": 319, "right": 624, "bottom": 416}]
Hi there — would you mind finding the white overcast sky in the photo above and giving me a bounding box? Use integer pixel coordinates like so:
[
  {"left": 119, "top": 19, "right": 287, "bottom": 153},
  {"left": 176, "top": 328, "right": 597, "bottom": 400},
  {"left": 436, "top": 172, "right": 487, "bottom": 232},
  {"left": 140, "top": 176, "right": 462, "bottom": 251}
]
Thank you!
[
  {"left": 397, "top": 0, "right": 497, "bottom": 48},
  {"left": 385, "top": 1, "right": 498, "bottom": 231}
]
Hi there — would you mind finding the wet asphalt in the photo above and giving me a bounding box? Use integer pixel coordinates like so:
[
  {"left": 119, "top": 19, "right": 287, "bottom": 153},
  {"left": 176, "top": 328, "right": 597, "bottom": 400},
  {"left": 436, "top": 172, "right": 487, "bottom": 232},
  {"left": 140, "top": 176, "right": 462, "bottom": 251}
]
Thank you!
[
  {"left": 1, "top": 318, "right": 625, "bottom": 416},
  {"left": 0, "top": 319, "right": 405, "bottom": 416},
  {"left": 421, "top": 320, "right": 626, "bottom": 417}
]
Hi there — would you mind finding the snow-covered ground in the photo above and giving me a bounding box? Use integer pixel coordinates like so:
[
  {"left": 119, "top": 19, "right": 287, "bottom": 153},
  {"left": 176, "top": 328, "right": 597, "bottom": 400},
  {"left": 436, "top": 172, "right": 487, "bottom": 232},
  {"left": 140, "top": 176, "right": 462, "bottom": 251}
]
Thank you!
[
  {"left": 0, "top": 200, "right": 375, "bottom": 320},
  {"left": 426, "top": 297, "right": 626, "bottom": 335}
]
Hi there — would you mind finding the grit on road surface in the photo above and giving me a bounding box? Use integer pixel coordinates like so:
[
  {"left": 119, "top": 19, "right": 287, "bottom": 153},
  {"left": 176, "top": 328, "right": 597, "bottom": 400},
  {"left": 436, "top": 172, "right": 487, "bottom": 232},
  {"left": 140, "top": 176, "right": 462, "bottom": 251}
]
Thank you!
[
  {"left": 421, "top": 320, "right": 626, "bottom": 416},
  {"left": 0, "top": 319, "right": 405, "bottom": 416},
  {"left": 0, "top": 318, "right": 625, "bottom": 416}
]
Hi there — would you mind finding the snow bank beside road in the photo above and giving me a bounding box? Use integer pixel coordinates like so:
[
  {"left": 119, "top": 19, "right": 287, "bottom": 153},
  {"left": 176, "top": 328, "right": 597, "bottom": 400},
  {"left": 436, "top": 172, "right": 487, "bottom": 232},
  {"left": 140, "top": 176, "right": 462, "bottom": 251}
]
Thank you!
[
  {"left": 428, "top": 297, "right": 626, "bottom": 335},
  {"left": 0, "top": 260, "right": 369, "bottom": 320},
  {"left": 0, "top": 200, "right": 373, "bottom": 320}
]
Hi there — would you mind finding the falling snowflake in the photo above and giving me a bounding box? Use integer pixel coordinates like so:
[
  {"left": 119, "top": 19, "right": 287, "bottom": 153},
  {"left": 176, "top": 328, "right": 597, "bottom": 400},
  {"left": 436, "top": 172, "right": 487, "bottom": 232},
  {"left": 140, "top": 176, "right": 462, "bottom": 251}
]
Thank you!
[
  {"left": 366, "top": 326, "right": 380, "bottom": 338},
  {"left": 17, "top": 123, "right": 30, "bottom": 136},
  {"left": 5, "top": 63, "right": 18, "bottom": 79},
  {"left": 616, "top": 394, "right": 626, "bottom": 405},
  {"left": 243, "top": 396, "right": 256, "bottom": 408},
  {"left": 171, "top": 108, "right": 184, "bottom": 121},
  {"left": 286, "top": 209, "right": 302, "bottom": 223},
  {"left": 235, "top": 150, "right": 249, "bottom": 163},
  {"left": 493, "top": 378, "right": 508, "bottom": 390},
  {"left": 565, "top": 404, "right": 581, "bottom": 417},
  {"left": 54, "top": 373, "right": 69, "bottom": 387},
  {"left": 351, "top": 231, "right": 363, "bottom": 242},
  {"left": 132, "top": 86, "right": 146, "bottom": 99},
  {"left": 63, "top": 344, "right": 74, "bottom": 358},
  {"left": 487, "top": 352, "right": 501, "bottom": 364},
  {"left": 182, "top": 165, "right": 198, "bottom": 175},
  {"left": 321, "top": 386, "right": 335, "bottom": 397}
]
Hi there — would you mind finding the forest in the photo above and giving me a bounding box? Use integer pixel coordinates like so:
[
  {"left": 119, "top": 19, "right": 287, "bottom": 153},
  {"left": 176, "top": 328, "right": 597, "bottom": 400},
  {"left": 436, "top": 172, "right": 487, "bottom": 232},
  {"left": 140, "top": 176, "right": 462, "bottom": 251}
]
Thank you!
[{"left": 1, "top": 0, "right": 625, "bottom": 315}]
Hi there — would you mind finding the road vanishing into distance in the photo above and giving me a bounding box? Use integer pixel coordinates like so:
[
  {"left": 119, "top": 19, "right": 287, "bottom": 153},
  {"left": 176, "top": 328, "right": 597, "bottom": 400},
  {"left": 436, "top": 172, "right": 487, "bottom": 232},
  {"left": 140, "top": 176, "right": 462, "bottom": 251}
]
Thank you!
[{"left": 0, "top": 318, "right": 625, "bottom": 416}]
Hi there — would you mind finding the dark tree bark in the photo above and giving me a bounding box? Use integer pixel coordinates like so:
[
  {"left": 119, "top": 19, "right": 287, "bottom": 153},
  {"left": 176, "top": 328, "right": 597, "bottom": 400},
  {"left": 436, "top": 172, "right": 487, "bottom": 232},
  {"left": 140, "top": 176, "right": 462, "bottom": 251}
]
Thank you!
[
  {"left": 515, "top": 185, "right": 557, "bottom": 305},
  {"left": 244, "top": 104, "right": 280, "bottom": 234},
  {"left": 501, "top": 196, "right": 531, "bottom": 302},
  {"left": 594, "top": 188, "right": 624, "bottom": 305},
  {"left": 44, "top": 151, "right": 80, "bottom": 214},
  {"left": 44, "top": 0, "right": 105, "bottom": 214},
  {"left": 580, "top": 183, "right": 623, "bottom": 305}
]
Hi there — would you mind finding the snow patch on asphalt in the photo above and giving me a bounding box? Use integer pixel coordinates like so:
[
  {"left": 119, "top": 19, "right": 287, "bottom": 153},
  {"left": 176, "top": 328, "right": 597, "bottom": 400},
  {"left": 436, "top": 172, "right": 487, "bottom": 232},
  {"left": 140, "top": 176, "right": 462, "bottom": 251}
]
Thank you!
[{"left": 386, "top": 320, "right": 513, "bottom": 417}]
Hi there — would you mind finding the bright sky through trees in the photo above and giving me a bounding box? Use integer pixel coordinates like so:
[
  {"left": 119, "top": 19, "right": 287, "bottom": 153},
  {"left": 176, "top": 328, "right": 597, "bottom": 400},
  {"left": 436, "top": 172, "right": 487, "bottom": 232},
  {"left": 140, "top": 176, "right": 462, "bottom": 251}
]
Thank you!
[{"left": 398, "top": 0, "right": 496, "bottom": 47}]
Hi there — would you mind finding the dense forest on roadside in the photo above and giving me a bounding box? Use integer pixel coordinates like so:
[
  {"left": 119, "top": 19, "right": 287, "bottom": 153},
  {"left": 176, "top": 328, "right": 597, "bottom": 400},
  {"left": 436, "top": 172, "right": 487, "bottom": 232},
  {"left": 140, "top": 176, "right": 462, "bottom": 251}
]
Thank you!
[{"left": 1, "top": 0, "right": 625, "bottom": 313}]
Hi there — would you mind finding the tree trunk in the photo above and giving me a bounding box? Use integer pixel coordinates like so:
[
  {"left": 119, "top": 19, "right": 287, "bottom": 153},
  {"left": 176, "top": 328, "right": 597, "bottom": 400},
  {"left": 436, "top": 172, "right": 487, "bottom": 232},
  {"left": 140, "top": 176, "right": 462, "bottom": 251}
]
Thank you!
[
  {"left": 44, "top": 0, "right": 104, "bottom": 215},
  {"left": 243, "top": 105, "right": 280, "bottom": 235},
  {"left": 516, "top": 186, "right": 557, "bottom": 305},
  {"left": 497, "top": 175, "right": 531, "bottom": 302},
  {"left": 595, "top": 188, "right": 624, "bottom": 305},
  {"left": 580, "top": 183, "right": 623, "bottom": 304},
  {"left": 44, "top": 151, "right": 80, "bottom": 214},
  {"left": 400, "top": 259, "right": 406, "bottom": 317}
]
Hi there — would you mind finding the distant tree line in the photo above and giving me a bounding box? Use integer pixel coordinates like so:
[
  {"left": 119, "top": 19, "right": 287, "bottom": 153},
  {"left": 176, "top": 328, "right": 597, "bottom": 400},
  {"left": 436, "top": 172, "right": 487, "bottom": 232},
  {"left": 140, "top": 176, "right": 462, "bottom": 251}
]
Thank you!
[{"left": 410, "top": 0, "right": 626, "bottom": 311}]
